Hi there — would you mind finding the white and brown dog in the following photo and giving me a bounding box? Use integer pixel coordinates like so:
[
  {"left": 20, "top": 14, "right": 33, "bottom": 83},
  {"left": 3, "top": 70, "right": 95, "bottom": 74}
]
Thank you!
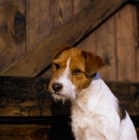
[{"left": 48, "top": 46, "right": 138, "bottom": 140}]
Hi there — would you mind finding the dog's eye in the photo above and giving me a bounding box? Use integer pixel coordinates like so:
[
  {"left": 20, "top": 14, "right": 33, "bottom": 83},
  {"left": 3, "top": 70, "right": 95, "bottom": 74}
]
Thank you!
[
  {"left": 73, "top": 69, "right": 81, "bottom": 75},
  {"left": 54, "top": 63, "right": 60, "bottom": 70}
]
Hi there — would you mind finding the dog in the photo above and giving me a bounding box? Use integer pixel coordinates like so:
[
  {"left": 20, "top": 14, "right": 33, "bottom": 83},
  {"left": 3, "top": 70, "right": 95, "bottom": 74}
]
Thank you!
[{"left": 48, "top": 46, "right": 138, "bottom": 140}]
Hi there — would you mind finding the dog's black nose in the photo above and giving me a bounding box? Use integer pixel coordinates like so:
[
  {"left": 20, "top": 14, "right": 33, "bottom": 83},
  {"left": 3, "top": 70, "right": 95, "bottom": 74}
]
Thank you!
[{"left": 52, "top": 83, "right": 63, "bottom": 92}]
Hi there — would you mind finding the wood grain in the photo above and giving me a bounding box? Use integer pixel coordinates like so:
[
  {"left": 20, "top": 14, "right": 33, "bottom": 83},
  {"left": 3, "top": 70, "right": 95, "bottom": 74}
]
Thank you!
[
  {"left": 96, "top": 16, "right": 117, "bottom": 81},
  {"left": 0, "top": 76, "right": 52, "bottom": 116},
  {"left": 0, "top": 0, "right": 26, "bottom": 73},
  {"left": 116, "top": 4, "right": 136, "bottom": 82},
  {"left": 0, "top": 76, "right": 139, "bottom": 116},
  {"left": 73, "top": 0, "right": 92, "bottom": 15},
  {"left": 41, "top": 0, "right": 92, "bottom": 78},
  {"left": 0, "top": 0, "right": 128, "bottom": 77},
  {"left": 26, "top": 0, "right": 51, "bottom": 52},
  {"left": 135, "top": 5, "right": 139, "bottom": 82},
  {"left": 77, "top": 32, "right": 96, "bottom": 52},
  {"left": 0, "top": 123, "right": 74, "bottom": 140},
  {"left": 0, "top": 125, "right": 50, "bottom": 140},
  {"left": 50, "top": 0, "right": 73, "bottom": 31},
  {"left": 40, "top": 0, "right": 73, "bottom": 78}
]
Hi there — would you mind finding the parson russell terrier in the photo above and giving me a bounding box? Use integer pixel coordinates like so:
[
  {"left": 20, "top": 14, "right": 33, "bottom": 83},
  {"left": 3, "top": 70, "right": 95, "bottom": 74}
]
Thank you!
[{"left": 48, "top": 46, "right": 138, "bottom": 140}]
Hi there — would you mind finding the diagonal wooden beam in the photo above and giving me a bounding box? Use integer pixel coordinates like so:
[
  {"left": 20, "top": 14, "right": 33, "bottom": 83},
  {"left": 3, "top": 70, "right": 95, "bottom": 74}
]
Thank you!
[{"left": 1, "top": 0, "right": 130, "bottom": 76}]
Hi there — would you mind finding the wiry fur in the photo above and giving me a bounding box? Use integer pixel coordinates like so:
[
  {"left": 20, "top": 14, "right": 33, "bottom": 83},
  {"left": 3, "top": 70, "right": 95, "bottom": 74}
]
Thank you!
[{"left": 48, "top": 46, "right": 138, "bottom": 140}]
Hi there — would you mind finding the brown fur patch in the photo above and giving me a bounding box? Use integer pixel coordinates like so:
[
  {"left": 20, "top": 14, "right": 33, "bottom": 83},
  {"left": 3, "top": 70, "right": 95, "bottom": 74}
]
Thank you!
[
  {"left": 117, "top": 102, "right": 126, "bottom": 121},
  {"left": 70, "top": 50, "right": 92, "bottom": 91},
  {"left": 82, "top": 51, "right": 105, "bottom": 76}
]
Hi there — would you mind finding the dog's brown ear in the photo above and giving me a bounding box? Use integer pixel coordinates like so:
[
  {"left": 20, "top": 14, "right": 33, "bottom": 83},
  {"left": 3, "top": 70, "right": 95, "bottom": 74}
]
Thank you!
[
  {"left": 52, "top": 45, "right": 72, "bottom": 59},
  {"left": 82, "top": 51, "right": 105, "bottom": 76}
]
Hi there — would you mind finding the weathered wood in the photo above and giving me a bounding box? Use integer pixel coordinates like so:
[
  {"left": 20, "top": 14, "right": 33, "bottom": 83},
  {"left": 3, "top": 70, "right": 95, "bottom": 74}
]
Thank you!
[
  {"left": 0, "top": 76, "right": 51, "bottom": 117},
  {"left": 74, "top": 0, "right": 97, "bottom": 52},
  {"left": 76, "top": 4, "right": 139, "bottom": 83},
  {"left": 26, "top": 0, "right": 72, "bottom": 52},
  {"left": 0, "top": 0, "right": 26, "bottom": 73},
  {"left": 41, "top": 0, "right": 92, "bottom": 78},
  {"left": 0, "top": 76, "right": 70, "bottom": 117},
  {"left": 96, "top": 15, "right": 117, "bottom": 81},
  {"left": 26, "top": 0, "right": 51, "bottom": 52},
  {"left": 116, "top": 5, "right": 136, "bottom": 82},
  {"left": 0, "top": 124, "right": 74, "bottom": 140},
  {"left": 73, "top": 0, "right": 92, "bottom": 15},
  {"left": 0, "top": 76, "right": 139, "bottom": 116},
  {"left": 0, "top": 125, "right": 50, "bottom": 140},
  {"left": 135, "top": 5, "right": 139, "bottom": 83},
  {"left": 50, "top": 0, "right": 73, "bottom": 31},
  {"left": 77, "top": 32, "right": 96, "bottom": 52},
  {"left": 0, "top": 0, "right": 129, "bottom": 77}
]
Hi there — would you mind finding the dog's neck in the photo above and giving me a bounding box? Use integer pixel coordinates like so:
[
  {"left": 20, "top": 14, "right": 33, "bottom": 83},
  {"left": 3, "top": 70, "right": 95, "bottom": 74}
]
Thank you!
[
  {"left": 76, "top": 72, "right": 103, "bottom": 98},
  {"left": 72, "top": 72, "right": 117, "bottom": 112}
]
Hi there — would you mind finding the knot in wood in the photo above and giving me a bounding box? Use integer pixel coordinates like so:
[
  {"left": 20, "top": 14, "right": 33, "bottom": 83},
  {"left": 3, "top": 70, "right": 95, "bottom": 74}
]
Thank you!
[
  {"left": 13, "top": 11, "right": 26, "bottom": 41},
  {"left": 34, "top": 83, "right": 44, "bottom": 92}
]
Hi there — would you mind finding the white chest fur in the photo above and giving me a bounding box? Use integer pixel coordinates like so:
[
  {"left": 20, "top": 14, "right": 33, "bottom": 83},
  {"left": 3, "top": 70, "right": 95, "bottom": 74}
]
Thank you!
[{"left": 71, "top": 73, "right": 138, "bottom": 140}]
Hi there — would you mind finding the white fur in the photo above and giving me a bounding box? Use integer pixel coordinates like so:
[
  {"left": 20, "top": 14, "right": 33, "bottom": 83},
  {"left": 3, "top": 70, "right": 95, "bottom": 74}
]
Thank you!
[
  {"left": 71, "top": 73, "right": 138, "bottom": 140},
  {"left": 51, "top": 59, "right": 138, "bottom": 140}
]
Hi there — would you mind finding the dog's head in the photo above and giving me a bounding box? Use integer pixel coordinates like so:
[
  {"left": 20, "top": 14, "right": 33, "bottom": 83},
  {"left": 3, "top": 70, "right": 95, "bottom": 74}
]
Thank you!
[{"left": 48, "top": 46, "right": 105, "bottom": 102}]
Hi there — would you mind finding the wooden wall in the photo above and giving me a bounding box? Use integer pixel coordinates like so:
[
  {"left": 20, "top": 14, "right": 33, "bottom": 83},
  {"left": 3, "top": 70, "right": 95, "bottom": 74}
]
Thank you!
[
  {"left": 40, "top": 4, "right": 139, "bottom": 83},
  {"left": 1, "top": 0, "right": 139, "bottom": 83},
  {"left": 77, "top": 4, "right": 139, "bottom": 83},
  {"left": 0, "top": 0, "right": 92, "bottom": 75},
  {"left": 0, "top": 0, "right": 26, "bottom": 72}
]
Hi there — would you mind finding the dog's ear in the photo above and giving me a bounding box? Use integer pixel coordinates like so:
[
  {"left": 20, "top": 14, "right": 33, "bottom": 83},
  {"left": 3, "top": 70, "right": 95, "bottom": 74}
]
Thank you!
[
  {"left": 52, "top": 45, "right": 72, "bottom": 59},
  {"left": 82, "top": 51, "right": 105, "bottom": 76}
]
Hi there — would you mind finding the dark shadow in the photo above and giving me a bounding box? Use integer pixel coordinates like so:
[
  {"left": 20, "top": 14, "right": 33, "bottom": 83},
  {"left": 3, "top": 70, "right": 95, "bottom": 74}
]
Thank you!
[{"left": 48, "top": 100, "right": 74, "bottom": 140}]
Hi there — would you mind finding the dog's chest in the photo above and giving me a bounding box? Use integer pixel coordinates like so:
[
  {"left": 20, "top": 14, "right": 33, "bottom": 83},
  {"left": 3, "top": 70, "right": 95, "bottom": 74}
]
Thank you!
[{"left": 71, "top": 102, "right": 105, "bottom": 139}]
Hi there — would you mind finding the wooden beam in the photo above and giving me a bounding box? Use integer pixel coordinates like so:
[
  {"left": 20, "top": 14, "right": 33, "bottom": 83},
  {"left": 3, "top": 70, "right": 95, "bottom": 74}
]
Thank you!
[
  {"left": 128, "top": 0, "right": 139, "bottom": 4},
  {"left": 0, "top": 124, "right": 74, "bottom": 140},
  {"left": 0, "top": 0, "right": 128, "bottom": 76},
  {"left": 0, "top": 76, "right": 139, "bottom": 116}
]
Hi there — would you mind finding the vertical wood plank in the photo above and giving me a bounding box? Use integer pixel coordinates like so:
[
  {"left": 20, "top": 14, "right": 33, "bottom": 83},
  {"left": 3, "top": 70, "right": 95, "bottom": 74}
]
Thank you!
[
  {"left": 95, "top": 16, "right": 117, "bottom": 81},
  {"left": 0, "top": 0, "right": 26, "bottom": 72},
  {"left": 77, "top": 33, "right": 96, "bottom": 52},
  {"left": 134, "top": 5, "right": 139, "bottom": 83},
  {"left": 116, "top": 5, "right": 136, "bottom": 82},
  {"left": 50, "top": 0, "right": 73, "bottom": 31},
  {"left": 73, "top": 0, "right": 92, "bottom": 15},
  {"left": 26, "top": 0, "right": 51, "bottom": 52},
  {"left": 39, "top": 0, "right": 73, "bottom": 78}
]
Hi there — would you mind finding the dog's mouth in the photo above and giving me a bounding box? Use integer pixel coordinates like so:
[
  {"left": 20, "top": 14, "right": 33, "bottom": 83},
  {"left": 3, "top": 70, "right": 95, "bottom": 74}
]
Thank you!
[
  {"left": 52, "top": 91, "right": 68, "bottom": 103},
  {"left": 53, "top": 91, "right": 67, "bottom": 98}
]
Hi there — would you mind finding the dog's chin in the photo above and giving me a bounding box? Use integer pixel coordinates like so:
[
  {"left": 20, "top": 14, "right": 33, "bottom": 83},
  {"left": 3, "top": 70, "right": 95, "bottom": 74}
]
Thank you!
[{"left": 52, "top": 93, "right": 68, "bottom": 103}]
